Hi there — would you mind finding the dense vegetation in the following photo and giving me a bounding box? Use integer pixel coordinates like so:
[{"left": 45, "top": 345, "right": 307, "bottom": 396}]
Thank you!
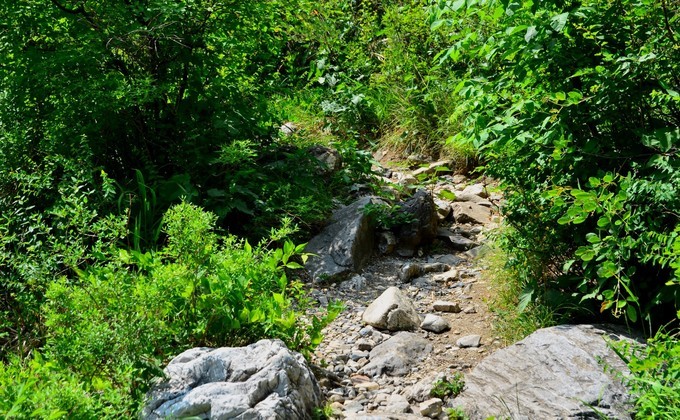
[{"left": 1, "top": 0, "right": 678, "bottom": 417}]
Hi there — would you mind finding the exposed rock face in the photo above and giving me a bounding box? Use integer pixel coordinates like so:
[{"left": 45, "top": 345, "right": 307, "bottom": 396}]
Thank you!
[
  {"left": 396, "top": 190, "right": 438, "bottom": 257},
  {"left": 360, "top": 332, "right": 433, "bottom": 377},
  {"left": 142, "top": 340, "right": 322, "bottom": 420},
  {"left": 306, "top": 196, "right": 385, "bottom": 283},
  {"left": 362, "top": 287, "right": 421, "bottom": 331},
  {"left": 452, "top": 324, "right": 637, "bottom": 419}
]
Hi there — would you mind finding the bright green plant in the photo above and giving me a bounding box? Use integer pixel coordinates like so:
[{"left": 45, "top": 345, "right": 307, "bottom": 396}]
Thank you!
[
  {"left": 363, "top": 202, "right": 418, "bottom": 230},
  {"left": 446, "top": 406, "right": 469, "bottom": 420},
  {"left": 611, "top": 327, "right": 680, "bottom": 418},
  {"left": 431, "top": 373, "right": 466, "bottom": 399},
  {"left": 0, "top": 352, "right": 131, "bottom": 419},
  {"left": 39, "top": 202, "right": 341, "bottom": 414}
]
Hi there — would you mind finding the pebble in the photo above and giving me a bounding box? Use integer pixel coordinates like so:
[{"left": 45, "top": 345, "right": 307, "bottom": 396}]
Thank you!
[
  {"left": 457, "top": 335, "right": 482, "bottom": 348},
  {"left": 433, "top": 300, "right": 461, "bottom": 313},
  {"left": 419, "top": 398, "right": 443, "bottom": 418},
  {"left": 463, "top": 305, "right": 477, "bottom": 314},
  {"left": 420, "top": 314, "right": 450, "bottom": 333}
]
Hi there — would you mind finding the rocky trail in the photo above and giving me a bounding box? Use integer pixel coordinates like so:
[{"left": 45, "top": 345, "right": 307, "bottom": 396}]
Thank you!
[
  {"left": 141, "top": 155, "right": 640, "bottom": 420},
  {"left": 306, "top": 160, "right": 507, "bottom": 418}
]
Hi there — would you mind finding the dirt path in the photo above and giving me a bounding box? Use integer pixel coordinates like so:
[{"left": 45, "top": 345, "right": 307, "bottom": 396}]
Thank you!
[{"left": 309, "top": 170, "right": 504, "bottom": 418}]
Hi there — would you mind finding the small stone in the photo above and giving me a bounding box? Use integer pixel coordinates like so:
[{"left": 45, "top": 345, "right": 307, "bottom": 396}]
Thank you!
[
  {"left": 343, "top": 399, "right": 364, "bottom": 414},
  {"left": 374, "top": 393, "right": 389, "bottom": 404},
  {"left": 350, "top": 374, "right": 372, "bottom": 384},
  {"left": 399, "top": 263, "right": 423, "bottom": 282},
  {"left": 456, "top": 335, "right": 482, "bottom": 348},
  {"left": 419, "top": 398, "right": 443, "bottom": 418},
  {"left": 420, "top": 314, "right": 450, "bottom": 333},
  {"left": 356, "top": 339, "right": 374, "bottom": 352},
  {"left": 463, "top": 305, "right": 477, "bottom": 314},
  {"left": 433, "top": 300, "right": 461, "bottom": 313},
  {"left": 359, "top": 326, "right": 375, "bottom": 336},
  {"left": 351, "top": 351, "right": 370, "bottom": 361},
  {"left": 387, "top": 393, "right": 413, "bottom": 413},
  {"left": 362, "top": 287, "right": 422, "bottom": 331},
  {"left": 357, "top": 381, "right": 380, "bottom": 391},
  {"left": 330, "top": 401, "right": 344, "bottom": 413},
  {"left": 329, "top": 394, "right": 345, "bottom": 403},
  {"left": 432, "top": 269, "right": 459, "bottom": 282}
]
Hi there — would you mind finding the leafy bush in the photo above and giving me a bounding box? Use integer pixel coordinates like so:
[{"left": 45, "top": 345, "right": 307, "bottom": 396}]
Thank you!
[
  {"left": 431, "top": 373, "right": 465, "bottom": 399},
  {"left": 0, "top": 353, "right": 130, "bottom": 419},
  {"left": 433, "top": 0, "right": 680, "bottom": 326},
  {"left": 364, "top": 202, "right": 418, "bottom": 230},
  {"left": 0, "top": 156, "right": 125, "bottom": 357},
  {"left": 612, "top": 327, "right": 680, "bottom": 418},
  {"left": 38, "top": 202, "right": 340, "bottom": 414}
]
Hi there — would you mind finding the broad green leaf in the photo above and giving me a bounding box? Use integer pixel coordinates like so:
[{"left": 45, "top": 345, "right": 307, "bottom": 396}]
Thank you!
[
  {"left": 641, "top": 127, "right": 679, "bottom": 153},
  {"left": 550, "top": 12, "right": 569, "bottom": 32},
  {"left": 580, "top": 249, "right": 596, "bottom": 262},
  {"left": 525, "top": 26, "right": 538, "bottom": 42},
  {"left": 557, "top": 214, "right": 572, "bottom": 225},
  {"left": 597, "top": 261, "right": 618, "bottom": 278},
  {"left": 627, "top": 305, "right": 638, "bottom": 322},
  {"left": 586, "top": 233, "right": 600, "bottom": 243},
  {"left": 439, "top": 190, "right": 457, "bottom": 200},
  {"left": 518, "top": 286, "right": 534, "bottom": 312},
  {"left": 451, "top": 0, "right": 466, "bottom": 11}
]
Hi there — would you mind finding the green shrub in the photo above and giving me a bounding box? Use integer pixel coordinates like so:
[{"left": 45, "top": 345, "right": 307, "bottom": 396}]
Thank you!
[
  {"left": 612, "top": 327, "right": 680, "bottom": 418},
  {"left": 0, "top": 154, "right": 125, "bottom": 357},
  {"left": 363, "top": 202, "right": 418, "bottom": 230},
  {"left": 0, "top": 353, "right": 131, "bottom": 419},
  {"left": 40, "top": 202, "right": 341, "bottom": 414},
  {"left": 431, "top": 373, "right": 465, "bottom": 399},
  {"left": 433, "top": 0, "right": 680, "bottom": 326}
]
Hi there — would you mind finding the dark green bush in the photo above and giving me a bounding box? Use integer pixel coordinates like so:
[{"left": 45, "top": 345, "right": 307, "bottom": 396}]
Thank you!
[{"left": 433, "top": 0, "right": 680, "bottom": 327}]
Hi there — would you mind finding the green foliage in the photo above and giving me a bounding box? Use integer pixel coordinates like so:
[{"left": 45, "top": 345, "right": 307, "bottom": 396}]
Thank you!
[
  {"left": 363, "top": 202, "right": 418, "bottom": 230},
  {"left": 446, "top": 407, "right": 469, "bottom": 420},
  {"left": 35, "top": 203, "right": 340, "bottom": 415},
  {"left": 431, "top": 373, "right": 465, "bottom": 399},
  {"left": 0, "top": 353, "right": 130, "bottom": 419},
  {"left": 0, "top": 157, "right": 126, "bottom": 357},
  {"left": 433, "top": 0, "right": 680, "bottom": 326},
  {"left": 611, "top": 328, "right": 680, "bottom": 418}
]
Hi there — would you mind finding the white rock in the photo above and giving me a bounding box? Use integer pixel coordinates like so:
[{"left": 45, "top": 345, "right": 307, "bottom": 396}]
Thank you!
[{"left": 362, "top": 287, "right": 421, "bottom": 331}]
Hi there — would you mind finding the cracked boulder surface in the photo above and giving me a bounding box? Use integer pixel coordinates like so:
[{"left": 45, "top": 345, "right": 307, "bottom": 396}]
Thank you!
[{"left": 141, "top": 340, "right": 322, "bottom": 420}]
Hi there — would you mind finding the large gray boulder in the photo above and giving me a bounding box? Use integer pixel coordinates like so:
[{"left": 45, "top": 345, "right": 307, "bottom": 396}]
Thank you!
[
  {"left": 142, "top": 340, "right": 322, "bottom": 420},
  {"left": 396, "top": 190, "right": 438, "bottom": 257},
  {"left": 360, "top": 332, "right": 433, "bottom": 377},
  {"left": 362, "top": 286, "right": 422, "bottom": 331},
  {"left": 306, "top": 196, "right": 385, "bottom": 283},
  {"left": 451, "top": 324, "right": 638, "bottom": 419}
]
